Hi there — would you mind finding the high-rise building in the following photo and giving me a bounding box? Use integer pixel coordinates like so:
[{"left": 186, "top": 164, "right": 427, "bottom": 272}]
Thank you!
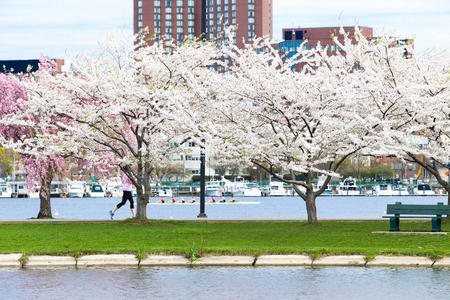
[{"left": 134, "top": 0, "right": 272, "bottom": 48}]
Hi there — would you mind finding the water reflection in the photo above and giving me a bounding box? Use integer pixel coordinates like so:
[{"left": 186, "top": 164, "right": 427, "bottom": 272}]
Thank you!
[{"left": 1, "top": 267, "right": 449, "bottom": 300}]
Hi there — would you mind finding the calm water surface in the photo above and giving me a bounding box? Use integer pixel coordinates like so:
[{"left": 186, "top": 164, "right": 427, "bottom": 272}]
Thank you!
[
  {"left": 0, "top": 267, "right": 448, "bottom": 300},
  {"left": 0, "top": 195, "right": 446, "bottom": 220}
]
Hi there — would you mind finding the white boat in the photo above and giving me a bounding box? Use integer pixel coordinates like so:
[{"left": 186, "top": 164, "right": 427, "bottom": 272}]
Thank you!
[
  {"left": 0, "top": 181, "right": 13, "bottom": 198},
  {"left": 263, "top": 181, "right": 293, "bottom": 196},
  {"left": 50, "top": 181, "right": 68, "bottom": 197},
  {"left": 158, "top": 187, "right": 172, "bottom": 197},
  {"left": 373, "top": 184, "right": 395, "bottom": 196},
  {"left": 337, "top": 177, "right": 360, "bottom": 196},
  {"left": 88, "top": 183, "right": 105, "bottom": 198},
  {"left": 313, "top": 175, "right": 333, "bottom": 195},
  {"left": 391, "top": 184, "right": 409, "bottom": 196},
  {"left": 10, "top": 181, "right": 29, "bottom": 198},
  {"left": 68, "top": 181, "right": 85, "bottom": 198},
  {"left": 233, "top": 180, "right": 262, "bottom": 197},
  {"left": 205, "top": 180, "right": 223, "bottom": 197},
  {"left": 108, "top": 185, "right": 123, "bottom": 198},
  {"left": 415, "top": 184, "right": 435, "bottom": 196}
]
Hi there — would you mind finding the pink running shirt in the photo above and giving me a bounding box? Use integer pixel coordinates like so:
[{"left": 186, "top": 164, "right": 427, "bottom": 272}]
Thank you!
[{"left": 122, "top": 174, "right": 133, "bottom": 192}]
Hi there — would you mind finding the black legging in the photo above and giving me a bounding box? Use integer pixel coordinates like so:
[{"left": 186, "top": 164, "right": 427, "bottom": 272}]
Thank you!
[{"left": 116, "top": 191, "right": 134, "bottom": 209}]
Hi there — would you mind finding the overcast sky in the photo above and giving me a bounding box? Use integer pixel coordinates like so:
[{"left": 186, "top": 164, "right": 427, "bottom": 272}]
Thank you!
[{"left": 1, "top": 0, "right": 449, "bottom": 59}]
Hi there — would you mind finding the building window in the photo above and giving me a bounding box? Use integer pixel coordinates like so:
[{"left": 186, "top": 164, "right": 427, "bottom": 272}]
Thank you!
[
  {"left": 138, "top": 1, "right": 143, "bottom": 7},
  {"left": 284, "top": 31, "right": 293, "bottom": 41}
]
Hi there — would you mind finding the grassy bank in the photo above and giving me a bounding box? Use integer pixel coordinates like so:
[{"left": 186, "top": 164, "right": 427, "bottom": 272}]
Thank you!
[{"left": 0, "top": 220, "right": 448, "bottom": 258}]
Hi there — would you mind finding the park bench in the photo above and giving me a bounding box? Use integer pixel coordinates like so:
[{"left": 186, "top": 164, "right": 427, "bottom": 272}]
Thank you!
[{"left": 383, "top": 202, "right": 449, "bottom": 232}]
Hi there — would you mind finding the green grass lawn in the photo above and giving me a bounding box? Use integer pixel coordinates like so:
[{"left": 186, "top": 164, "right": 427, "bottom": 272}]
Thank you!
[{"left": 0, "top": 220, "right": 448, "bottom": 259}]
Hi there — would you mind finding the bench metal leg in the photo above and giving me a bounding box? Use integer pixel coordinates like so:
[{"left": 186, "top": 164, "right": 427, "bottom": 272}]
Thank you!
[
  {"left": 389, "top": 217, "right": 399, "bottom": 231},
  {"left": 431, "top": 217, "right": 441, "bottom": 232}
]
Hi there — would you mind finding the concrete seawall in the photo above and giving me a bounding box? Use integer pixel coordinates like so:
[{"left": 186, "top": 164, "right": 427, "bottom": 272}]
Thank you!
[{"left": 1, "top": 254, "right": 449, "bottom": 269}]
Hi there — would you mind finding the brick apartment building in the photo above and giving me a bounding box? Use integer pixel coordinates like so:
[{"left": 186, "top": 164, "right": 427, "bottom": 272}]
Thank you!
[{"left": 134, "top": 0, "right": 272, "bottom": 48}]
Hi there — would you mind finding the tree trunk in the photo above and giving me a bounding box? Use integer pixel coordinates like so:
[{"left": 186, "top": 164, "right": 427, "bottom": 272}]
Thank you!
[
  {"left": 305, "top": 191, "right": 318, "bottom": 224},
  {"left": 37, "top": 175, "right": 52, "bottom": 219},
  {"left": 293, "top": 183, "right": 318, "bottom": 224},
  {"left": 135, "top": 185, "right": 147, "bottom": 220}
]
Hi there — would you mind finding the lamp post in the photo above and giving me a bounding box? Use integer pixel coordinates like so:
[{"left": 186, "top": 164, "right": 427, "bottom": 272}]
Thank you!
[{"left": 197, "top": 0, "right": 208, "bottom": 218}]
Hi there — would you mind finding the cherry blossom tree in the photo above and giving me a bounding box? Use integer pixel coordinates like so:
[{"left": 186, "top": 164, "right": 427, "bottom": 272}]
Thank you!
[
  {"left": 28, "top": 32, "right": 217, "bottom": 219},
  {"left": 188, "top": 31, "right": 390, "bottom": 224},
  {"left": 339, "top": 31, "right": 449, "bottom": 203},
  {"left": 0, "top": 58, "right": 66, "bottom": 218}
]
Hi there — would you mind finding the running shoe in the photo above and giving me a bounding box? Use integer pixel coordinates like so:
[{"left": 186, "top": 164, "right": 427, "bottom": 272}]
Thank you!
[{"left": 109, "top": 210, "right": 114, "bottom": 220}]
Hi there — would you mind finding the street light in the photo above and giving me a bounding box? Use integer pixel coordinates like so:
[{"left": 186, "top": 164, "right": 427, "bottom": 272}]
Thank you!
[{"left": 197, "top": 0, "right": 208, "bottom": 218}]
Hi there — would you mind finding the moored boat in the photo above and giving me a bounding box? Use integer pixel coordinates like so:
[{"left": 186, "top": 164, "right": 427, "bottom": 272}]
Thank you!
[
  {"left": 262, "top": 181, "right": 293, "bottom": 196},
  {"left": 157, "top": 187, "right": 173, "bottom": 197},
  {"left": 50, "top": 181, "right": 68, "bottom": 198},
  {"left": 414, "top": 184, "right": 435, "bottom": 196},
  {"left": 337, "top": 177, "right": 360, "bottom": 196},
  {"left": 372, "top": 184, "right": 395, "bottom": 196},
  {"left": 67, "top": 181, "right": 85, "bottom": 198},
  {"left": 10, "top": 181, "right": 29, "bottom": 198},
  {"left": 88, "top": 183, "right": 105, "bottom": 198},
  {"left": 0, "top": 181, "right": 13, "bottom": 198},
  {"left": 205, "top": 180, "right": 223, "bottom": 197},
  {"left": 313, "top": 175, "right": 333, "bottom": 195}
]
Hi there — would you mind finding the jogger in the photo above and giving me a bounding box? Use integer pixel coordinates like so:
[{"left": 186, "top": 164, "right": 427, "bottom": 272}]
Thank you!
[{"left": 109, "top": 173, "right": 135, "bottom": 219}]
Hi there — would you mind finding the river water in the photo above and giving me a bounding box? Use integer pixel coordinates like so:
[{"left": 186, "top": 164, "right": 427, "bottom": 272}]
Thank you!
[
  {"left": 0, "top": 267, "right": 448, "bottom": 300},
  {"left": 0, "top": 195, "right": 447, "bottom": 220}
]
